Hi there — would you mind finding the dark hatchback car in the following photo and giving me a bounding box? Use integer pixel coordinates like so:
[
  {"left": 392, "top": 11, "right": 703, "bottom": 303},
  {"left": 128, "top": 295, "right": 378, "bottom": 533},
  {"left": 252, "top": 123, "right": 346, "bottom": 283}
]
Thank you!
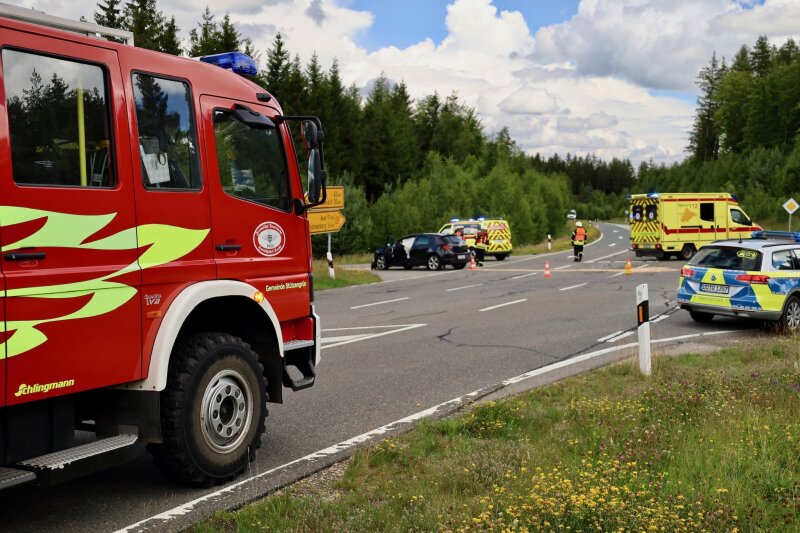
[{"left": 372, "top": 233, "right": 470, "bottom": 270}]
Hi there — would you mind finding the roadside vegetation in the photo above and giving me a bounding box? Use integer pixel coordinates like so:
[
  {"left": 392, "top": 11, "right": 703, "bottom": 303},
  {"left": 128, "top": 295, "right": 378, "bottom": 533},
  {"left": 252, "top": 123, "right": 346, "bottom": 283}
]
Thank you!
[
  {"left": 312, "top": 258, "right": 380, "bottom": 290},
  {"left": 196, "top": 336, "right": 800, "bottom": 532}
]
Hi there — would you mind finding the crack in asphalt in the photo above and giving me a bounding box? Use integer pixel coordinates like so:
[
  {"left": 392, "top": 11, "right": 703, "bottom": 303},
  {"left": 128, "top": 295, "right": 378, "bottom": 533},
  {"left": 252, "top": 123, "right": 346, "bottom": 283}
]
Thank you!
[{"left": 436, "top": 326, "right": 558, "bottom": 361}]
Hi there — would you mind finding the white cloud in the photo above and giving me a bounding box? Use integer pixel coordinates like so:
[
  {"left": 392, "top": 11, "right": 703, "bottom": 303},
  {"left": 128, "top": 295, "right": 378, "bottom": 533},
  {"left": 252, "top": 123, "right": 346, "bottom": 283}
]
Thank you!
[{"left": 8, "top": 0, "right": 795, "bottom": 166}]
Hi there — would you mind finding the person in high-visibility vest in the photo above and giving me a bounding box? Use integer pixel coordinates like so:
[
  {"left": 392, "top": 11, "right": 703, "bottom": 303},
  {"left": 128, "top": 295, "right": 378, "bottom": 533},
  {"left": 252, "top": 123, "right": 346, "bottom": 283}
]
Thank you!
[{"left": 571, "top": 221, "right": 587, "bottom": 262}]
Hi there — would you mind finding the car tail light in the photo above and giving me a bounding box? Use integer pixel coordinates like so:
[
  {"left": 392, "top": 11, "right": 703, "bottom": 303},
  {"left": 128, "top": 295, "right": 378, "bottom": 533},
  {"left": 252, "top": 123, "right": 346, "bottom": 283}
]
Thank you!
[
  {"left": 735, "top": 274, "right": 770, "bottom": 284},
  {"left": 439, "top": 244, "right": 451, "bottom": 251},
  {"left": 680, "top": 267, "right": 694, "bottom": 278}
]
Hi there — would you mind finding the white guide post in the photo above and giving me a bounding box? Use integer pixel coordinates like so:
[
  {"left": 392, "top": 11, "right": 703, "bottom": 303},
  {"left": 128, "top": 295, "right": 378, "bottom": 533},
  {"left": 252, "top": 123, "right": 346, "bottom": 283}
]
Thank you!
[
  {"left": 636, "top": 283, "right": 651, "bottom": 376},
  {"left": 326, "top": 233, "right": 335, "bottom": 279}
]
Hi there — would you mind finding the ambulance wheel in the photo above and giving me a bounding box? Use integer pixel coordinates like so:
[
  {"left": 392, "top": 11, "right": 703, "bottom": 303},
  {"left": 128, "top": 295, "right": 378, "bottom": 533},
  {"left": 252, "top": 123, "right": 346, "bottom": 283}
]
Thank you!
[
  {"left": 149, "top": 332, "right": 266, "bottom": 486},
  {"left": 427, "top": 254, "right": 442, "bottom": 270},
  {"left": 689, "top": 311, "right": 714, "bottom": 323},
  {"left": 780, "top": 297, "right": 800, "bottom": 332},
  {"left": 679, "top": 245, "right": 695, "bottom": 261},
  {"left": 375, "top": 255, "right": 388, "bottom": 270},
  {"left": 495, "top": 254, "right": 508, "bottom": 261}
]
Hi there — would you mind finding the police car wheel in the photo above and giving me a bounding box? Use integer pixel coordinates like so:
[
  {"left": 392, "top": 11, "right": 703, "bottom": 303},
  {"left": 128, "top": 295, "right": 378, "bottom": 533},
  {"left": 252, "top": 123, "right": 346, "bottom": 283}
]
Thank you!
[
  {"left": 150, "top": 332, "right": 267, "bottom": 486},
  {"left": 375, "top": 256, "right": 388, "bottom": 270},
  {"left": 780, "top": 297, "right": 800, "bottom": 332},
  {"left": 689, "top": 311, "right": 714, "bottom": 323}
]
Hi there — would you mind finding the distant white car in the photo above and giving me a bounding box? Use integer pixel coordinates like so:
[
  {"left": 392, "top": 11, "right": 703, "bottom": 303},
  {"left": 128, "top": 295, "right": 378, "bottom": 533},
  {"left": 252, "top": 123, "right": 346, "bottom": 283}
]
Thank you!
[{"left": 567, "top": 210, "right": 577, "bottom": 220}]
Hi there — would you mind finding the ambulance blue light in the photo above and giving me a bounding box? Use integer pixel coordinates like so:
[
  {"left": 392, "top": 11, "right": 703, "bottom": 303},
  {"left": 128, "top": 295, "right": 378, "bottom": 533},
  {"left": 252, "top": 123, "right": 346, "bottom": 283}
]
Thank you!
[
  {"left": 477, "top": 216, "right": 485, "bottom": 221},
  {"left": 647, "top": 192, "right": 660, "bottom": 198},
  {"left": 751, "top": 230, "right": 800, "bottom": 242},
  {"left": 199, "top": 52, "right": 258, "bottom": 76},
  {"left": 450, "top": 218, "right": 460, "bottom": 222}
]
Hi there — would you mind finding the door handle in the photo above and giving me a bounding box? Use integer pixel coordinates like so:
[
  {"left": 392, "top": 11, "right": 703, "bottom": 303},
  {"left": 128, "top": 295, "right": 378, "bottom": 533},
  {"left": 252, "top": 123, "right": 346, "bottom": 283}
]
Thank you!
[
  {"left": 5, "top": 252, "right": 46, "bottom": 261},
  {"left": 216, "top": 244, "right": 242, "bottom": 252}
]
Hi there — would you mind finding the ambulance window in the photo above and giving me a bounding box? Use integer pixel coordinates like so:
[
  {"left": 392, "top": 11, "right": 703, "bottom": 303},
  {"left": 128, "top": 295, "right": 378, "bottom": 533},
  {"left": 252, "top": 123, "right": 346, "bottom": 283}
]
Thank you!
[
  {"left": 631, "top": 205, "right": 643, "bottom": 221},
  {"left": 645, "top": 205, "right": 658, "bottom": 221},
  {"left": 132, "top": 73, "right": 201, "bottom": 190},
  {"left": 3, "top": 49, "right": 115, "bottom": 187},
  {"left": 730, "top": 209, "right": 751, "bottom": 226},
  {"left": 213, "top": 109, "right": 289, "bottom": 211},
  {"left": 700, "top": 203, "right": 714, "bottom": 222}
]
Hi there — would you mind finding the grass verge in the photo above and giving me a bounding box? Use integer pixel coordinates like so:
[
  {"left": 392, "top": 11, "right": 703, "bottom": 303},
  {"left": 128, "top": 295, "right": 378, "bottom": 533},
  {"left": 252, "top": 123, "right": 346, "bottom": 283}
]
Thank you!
[
  {"left": 313, "top": 258, "right": 381, "bottom": 290},
  {"left": 196, "top": 336, "right": 800, "bottom": 532}
]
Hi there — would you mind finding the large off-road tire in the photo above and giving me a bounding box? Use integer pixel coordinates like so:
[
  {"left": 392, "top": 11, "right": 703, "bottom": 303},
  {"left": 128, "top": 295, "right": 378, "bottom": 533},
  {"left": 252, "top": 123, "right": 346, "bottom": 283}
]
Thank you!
[
  {"left": 426, "top": 254, "right": 442, "bottom": 271},
  {"left": 779, "top": 296, "right": 800, "bottom": 333},
  {"left": 149, "top": 332, "right": 267, "bottom": 486},
  {"left": 375, "top": 255, "right": 388, "bottom": 270}
]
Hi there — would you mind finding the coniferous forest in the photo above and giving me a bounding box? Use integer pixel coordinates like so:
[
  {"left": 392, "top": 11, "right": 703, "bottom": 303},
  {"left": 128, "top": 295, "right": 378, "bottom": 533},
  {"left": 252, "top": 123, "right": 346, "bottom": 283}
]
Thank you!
[{"left": 93, "top": 1, "right": 800, "bottom": 253}]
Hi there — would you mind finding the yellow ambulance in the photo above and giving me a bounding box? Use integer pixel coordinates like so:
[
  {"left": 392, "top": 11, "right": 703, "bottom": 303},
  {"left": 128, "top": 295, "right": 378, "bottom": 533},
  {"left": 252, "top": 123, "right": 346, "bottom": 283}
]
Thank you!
[
  {"left": 438, "top": 217, "right": 513, "bottom": 261},
  {"left": 628, "top": 192, "right": 761, "bottom": 260}
]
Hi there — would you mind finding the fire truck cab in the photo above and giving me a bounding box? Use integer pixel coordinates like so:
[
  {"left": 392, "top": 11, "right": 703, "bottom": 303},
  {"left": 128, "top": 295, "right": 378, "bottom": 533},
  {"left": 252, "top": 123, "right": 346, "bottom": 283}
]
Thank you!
[{"left": 0, "top": 5, "right": 325, "bottom": 490}]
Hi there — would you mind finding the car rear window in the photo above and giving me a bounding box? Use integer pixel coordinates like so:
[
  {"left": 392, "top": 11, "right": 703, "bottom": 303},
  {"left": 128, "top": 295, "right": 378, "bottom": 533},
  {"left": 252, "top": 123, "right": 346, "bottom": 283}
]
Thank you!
[
  {"left": 443, "top": 235, "right": 465, "bottom": 245},
  {"left": 689, "top": 246, "right": 762, "bottom": 271}
]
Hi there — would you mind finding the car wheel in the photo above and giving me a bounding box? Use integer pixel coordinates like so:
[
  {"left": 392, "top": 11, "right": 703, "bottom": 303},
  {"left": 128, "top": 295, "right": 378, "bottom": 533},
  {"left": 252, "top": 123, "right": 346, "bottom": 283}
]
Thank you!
[
  {"left": 149, "top": 333, "right": 266, "bottom": 486},
  {"left": 495, "top": 254, "right": 507, "bottom": 261},
  {"left": 689, "top": 310, "right": 714, "bottom": 323},
  {"left": 375, "top": 255, "right": 388, "bottom": 270},
  {"left": 426, "top": 254, "right": 442, "bottom": 271},
  {"left": 780, "top": 296, "right": 800, "bottom": 332},
  {"left": 680, "top": 245, "right": 695, "bottom": 261}
]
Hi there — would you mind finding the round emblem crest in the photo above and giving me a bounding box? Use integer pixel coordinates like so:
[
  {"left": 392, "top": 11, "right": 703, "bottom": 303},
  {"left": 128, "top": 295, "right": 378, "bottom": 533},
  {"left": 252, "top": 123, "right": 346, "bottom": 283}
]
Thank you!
[{"left": 253, "top": 222, "right": 286, "bottom": 257}]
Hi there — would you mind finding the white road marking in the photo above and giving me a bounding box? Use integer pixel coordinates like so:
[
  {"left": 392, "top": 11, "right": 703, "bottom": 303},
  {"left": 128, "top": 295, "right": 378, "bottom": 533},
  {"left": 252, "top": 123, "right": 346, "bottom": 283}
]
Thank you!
[
  {"left": 559, "top": 282, "right": 588, "bottom": 291},
  {"left": 479, "top": 299, "right": 527, "bottom": 312},
  {"left": 651, "top": 314, "right": 670, "bottom": 324},
  {"left": 322, "top": 334, "right": 372, "bottom": 344},
  {"left": 596, "top": 330, "right": 624, "bottom": 342},
  {"left": 322, "top": 324, "right": 427, "bottom": 349},
  {"left": 609, "top": 243, "right": 617, "bottom": 247},
  {"left": 350, "top": 297, "right": 409, "bottom": 309},
  {"left": 619, "top": 236, "right": 624, "bottom": 239},
  {"left": 554, "top": 264, "right": 572, "bottom": 270},
  {"left": 511, "top": 272, "right": 537, "bottom": 280},
  {"left": 613, "top": 230, "right": 619, "bottom": 233},
  {"left": 117, "top": 326, "right": 742, "bottom": 533},
  {"left": 605, "top": 331, "right": 634, "bottom": 343},
  {"left": 585, "top": 249, "right": 629, "bottom": 263},
  {"left": 446, "top": 283, "right": 483, "bottom": 291}
]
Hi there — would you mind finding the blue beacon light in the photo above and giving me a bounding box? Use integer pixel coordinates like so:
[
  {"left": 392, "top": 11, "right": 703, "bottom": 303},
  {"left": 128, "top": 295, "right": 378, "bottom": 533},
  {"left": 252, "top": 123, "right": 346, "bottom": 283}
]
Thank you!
[{"left": 199, "top": 52, "right": 258, "bottom": 76}]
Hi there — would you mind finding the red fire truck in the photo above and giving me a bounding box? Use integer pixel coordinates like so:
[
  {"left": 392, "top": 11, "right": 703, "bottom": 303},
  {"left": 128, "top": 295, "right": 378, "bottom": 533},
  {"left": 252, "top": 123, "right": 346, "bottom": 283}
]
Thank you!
[{"left": 0, "top": 5, "right": 324, "bottom": 489}]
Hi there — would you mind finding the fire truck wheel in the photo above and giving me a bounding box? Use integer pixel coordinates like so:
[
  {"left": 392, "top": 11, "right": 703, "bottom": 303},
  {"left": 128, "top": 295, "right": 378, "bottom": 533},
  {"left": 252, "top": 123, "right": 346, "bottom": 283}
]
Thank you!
[{"left": 149, "top": 332, "right": 266, "bottom": 486}]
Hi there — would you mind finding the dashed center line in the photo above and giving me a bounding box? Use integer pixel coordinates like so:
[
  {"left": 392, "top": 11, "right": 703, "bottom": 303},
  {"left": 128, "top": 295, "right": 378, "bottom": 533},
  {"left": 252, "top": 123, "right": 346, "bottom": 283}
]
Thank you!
[
  {"left": 608, "top": 243, "right": 617, "bottom": 247},
  {"left": 559, "top": 282, "right": 588, "bottom": 291},
  {"left": 511, "top": 272, "right": 537, "bottom": 280},
  {"left": 479, "top": 299, "right": 527, "bottom": 312},
  {"left": 606, "top": 331, "right": 635, "bottom": 343},
  {"left": 350, "top": 297, "right": 409, "bottom": 309},
  {"left": 446, "top": 283, "right": 483, "bottom": 292},
  {"left": 596, "top": 330, "right": 624, "bottom": 342},
  {"left": 554, "top": 265, "right": 572, "bottom": 270}
]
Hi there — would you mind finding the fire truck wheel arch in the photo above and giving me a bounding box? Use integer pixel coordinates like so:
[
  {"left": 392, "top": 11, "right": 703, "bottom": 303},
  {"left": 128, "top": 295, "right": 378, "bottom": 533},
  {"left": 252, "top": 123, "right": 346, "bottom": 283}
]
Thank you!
[{"left": 121, "top": 280, "right": 284, "bottom": 393}]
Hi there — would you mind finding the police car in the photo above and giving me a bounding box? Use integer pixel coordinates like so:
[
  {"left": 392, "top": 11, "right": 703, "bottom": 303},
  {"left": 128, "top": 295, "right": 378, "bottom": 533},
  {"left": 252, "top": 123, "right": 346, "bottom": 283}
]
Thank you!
[{"left": 678, "top": 231, "right": 800, "bottom": 331}]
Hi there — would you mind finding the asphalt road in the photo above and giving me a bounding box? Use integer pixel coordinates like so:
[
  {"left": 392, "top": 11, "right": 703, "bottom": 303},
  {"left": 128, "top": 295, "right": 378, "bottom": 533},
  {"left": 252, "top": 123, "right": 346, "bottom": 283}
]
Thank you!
[{"left": 0, "top": 222, "right": 763, "bottom": 532}]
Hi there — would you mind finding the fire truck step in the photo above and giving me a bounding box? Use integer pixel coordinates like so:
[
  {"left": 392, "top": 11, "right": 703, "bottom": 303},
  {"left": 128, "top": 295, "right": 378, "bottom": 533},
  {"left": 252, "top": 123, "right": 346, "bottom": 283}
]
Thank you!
[
  {"left": 284, "top": 339, "right": 315, "bottom": 350},
  {"left": 17, "top": 433, "right": 139, "bottom": 486},
  {"left": 0, "top": 467, "right": 36, "bottom": 491},
  {"left": 283, "top": 339, "right": 316, "bottom": 391}
]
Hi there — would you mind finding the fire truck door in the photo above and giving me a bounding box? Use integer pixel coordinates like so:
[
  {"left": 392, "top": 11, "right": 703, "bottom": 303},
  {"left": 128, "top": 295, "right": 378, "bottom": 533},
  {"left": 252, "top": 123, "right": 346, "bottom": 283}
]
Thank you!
[
  {"left": 0, "top": 35, "right": 142, "bottom": 405},
  {"left": 201, "top": 96, "right": 311, "bottom": 321}
]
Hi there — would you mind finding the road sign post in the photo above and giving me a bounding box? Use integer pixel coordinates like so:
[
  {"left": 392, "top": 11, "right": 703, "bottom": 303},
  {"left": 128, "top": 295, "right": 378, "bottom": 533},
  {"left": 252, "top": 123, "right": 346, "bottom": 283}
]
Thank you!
[
  {"left": 636, "top": 283, "right": 651, "bottom": 376},
  {"left": 783, "top": 198, "right": 799, "bottom": 232},
  {"left": 308, "top": 186, "right": 346, "bottom": 278}
]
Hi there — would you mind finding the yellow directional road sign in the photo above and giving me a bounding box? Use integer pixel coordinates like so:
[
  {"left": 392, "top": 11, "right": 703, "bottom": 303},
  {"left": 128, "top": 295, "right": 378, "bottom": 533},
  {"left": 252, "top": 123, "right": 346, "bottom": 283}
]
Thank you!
[
  {"left": 308, "top": 209, "right": 346, "bottom": 234},
  {"left": 308, "top": 186, "right": 345, "bottom": 211}
]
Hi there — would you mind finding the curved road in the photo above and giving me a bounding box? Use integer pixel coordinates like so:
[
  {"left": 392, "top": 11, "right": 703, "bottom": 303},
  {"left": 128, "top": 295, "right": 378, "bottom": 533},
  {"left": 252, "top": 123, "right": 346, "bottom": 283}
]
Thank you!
[{"left": 0, "top": 222, "right": 761, "bottom": 532}]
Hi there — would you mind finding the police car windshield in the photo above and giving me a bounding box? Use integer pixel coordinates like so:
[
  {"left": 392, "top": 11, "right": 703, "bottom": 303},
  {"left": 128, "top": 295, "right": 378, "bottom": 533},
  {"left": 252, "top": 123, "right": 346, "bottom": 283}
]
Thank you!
[{"left": 688, "top": 246, "right": 762, "bottom": 271}]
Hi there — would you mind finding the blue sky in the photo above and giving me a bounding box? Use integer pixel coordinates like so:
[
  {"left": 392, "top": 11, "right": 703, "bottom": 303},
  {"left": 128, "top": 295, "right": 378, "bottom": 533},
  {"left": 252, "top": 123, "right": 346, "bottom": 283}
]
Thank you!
[{"left": 349, "top": 0, "right": 580, "bottom": 51}]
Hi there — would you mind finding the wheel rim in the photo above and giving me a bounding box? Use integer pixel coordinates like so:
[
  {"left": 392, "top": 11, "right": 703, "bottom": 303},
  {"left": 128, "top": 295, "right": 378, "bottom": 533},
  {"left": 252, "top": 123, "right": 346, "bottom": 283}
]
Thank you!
[
  {"left": 785, "top": 301, "right": 800, "bottom": 330},
  {"left": 200, "top": 369, "right": 253, "bottom": 453},
  {"left": 428, "top": 256, "right": 439, "bottom": 269},
  {"left": 376, "top": 256, "right": 386, "bottom": 269}
]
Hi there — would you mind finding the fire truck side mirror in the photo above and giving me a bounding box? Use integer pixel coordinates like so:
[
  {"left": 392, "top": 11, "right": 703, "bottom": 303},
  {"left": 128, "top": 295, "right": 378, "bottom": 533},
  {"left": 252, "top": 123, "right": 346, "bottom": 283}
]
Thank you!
[
  {"left": 306, "top": 148, "right": 323, "bottom": 204},
  {"left": 301, "top": 120, "right": 323, "bottom": 150}
]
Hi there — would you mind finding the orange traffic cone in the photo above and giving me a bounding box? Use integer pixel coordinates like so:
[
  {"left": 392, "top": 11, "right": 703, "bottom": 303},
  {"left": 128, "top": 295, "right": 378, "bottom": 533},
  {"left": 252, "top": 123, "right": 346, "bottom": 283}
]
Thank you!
[
  {"left": 624, "top": 257, "right": 633, "bottom": 275},
  {"left": 469, "top": 253, "right": 477, "bottom": 270},
  {"left": 543, "top": 260, "right": 552, "bottom": 278}
]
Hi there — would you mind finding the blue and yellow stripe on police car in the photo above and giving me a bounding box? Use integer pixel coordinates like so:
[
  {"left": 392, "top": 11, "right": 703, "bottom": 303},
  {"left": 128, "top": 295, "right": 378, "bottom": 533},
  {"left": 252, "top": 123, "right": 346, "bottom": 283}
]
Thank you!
[{"left": 679, "top": 268, "right": 800, "bottom": 313}]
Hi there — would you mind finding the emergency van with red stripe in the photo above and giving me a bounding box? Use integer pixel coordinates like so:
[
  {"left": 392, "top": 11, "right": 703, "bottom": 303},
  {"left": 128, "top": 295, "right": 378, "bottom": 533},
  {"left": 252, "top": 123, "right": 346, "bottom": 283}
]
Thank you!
[
  {"left": 0, "top": 5, "right": 325, "bottom": 490},
  {"left": 628, "top": 192, "right": 760, "bottom": 260}
]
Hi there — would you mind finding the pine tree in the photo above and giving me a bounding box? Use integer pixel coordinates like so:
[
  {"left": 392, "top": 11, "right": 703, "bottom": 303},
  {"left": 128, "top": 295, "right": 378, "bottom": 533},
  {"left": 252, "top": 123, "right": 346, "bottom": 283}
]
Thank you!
[
  {"left": 689, "top": 53, "right": 724, "bottom": 161},
  {"left": 751, "top": 35, "right": 772, "bottom": 77},
  {"left": 124, "top": 0, "right": 167, "bottom": 52},
  {"left": 262, "top": 33, "right": 291, "bottom": 94},
  {"left": 94, "top": 0, "right": 124, "bottom": 29},
  {"left": 731, "top": 45, "right": 751, "bottom": 73},
  {"left": 158, "top": 16, "right": 182, "bottom": 55},
  {"left": 188, "top": 7, "right": 219, "bottom": 57},
  {"left": 217, "top": 14, "right": 242, "bottom": 52}
]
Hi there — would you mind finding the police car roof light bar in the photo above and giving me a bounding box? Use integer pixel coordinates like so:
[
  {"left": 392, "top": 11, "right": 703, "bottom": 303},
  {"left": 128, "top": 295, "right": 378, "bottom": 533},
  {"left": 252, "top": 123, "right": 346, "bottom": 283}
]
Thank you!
[
  {"left": 199, "top": 52, "right": 258, "bottom": 76},
  {"left": 751, "top": 230, "right": 800, "bottom": 242},
  {"left": 0, "top": 2, "right": 134, "bottom": 45}
]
